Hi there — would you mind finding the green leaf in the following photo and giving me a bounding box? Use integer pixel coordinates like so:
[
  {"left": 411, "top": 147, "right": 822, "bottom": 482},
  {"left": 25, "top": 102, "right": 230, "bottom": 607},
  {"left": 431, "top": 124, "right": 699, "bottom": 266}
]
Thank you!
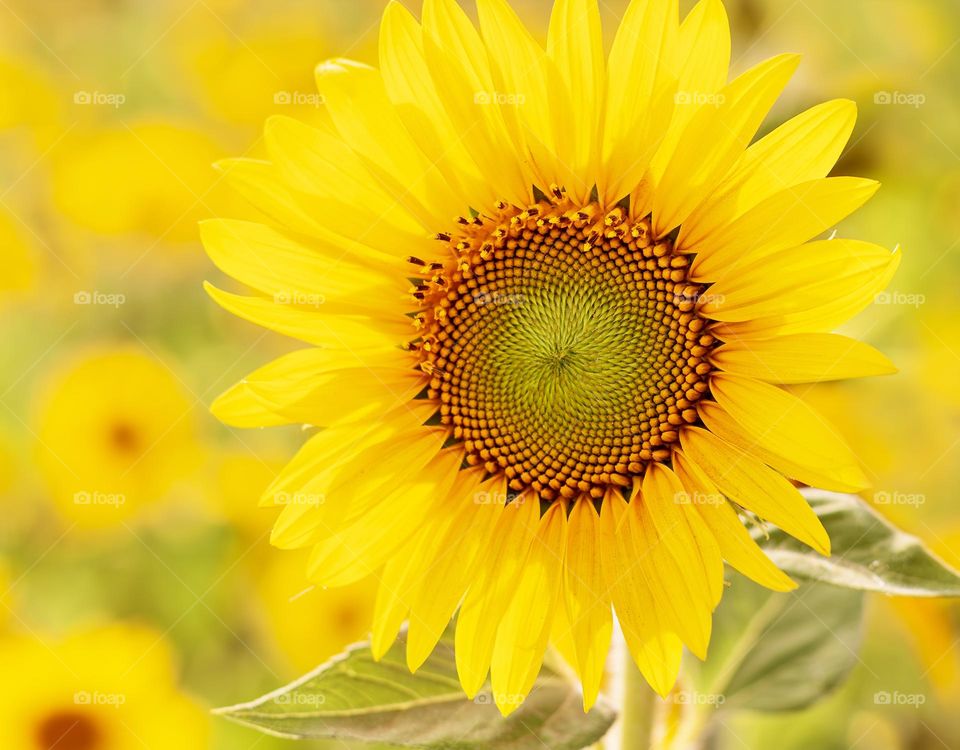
[
  {"left": 686, "top": 575, "right": 865, "bottom": 714},
  {"left": 755, "top": 491, "right": 960, "bottom": 596},
  {"left": 215, "top": 628, "right": 616, "bottom": 749}
]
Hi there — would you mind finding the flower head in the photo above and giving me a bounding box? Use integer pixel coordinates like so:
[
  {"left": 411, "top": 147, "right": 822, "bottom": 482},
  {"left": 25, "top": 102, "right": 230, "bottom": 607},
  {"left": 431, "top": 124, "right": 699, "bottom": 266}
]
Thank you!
[
  {"left": 204, "top": 0, "right": 899, "bottom": 715},
  {"left": 0, "top": 624, "right": 208, "bottom": 749}
]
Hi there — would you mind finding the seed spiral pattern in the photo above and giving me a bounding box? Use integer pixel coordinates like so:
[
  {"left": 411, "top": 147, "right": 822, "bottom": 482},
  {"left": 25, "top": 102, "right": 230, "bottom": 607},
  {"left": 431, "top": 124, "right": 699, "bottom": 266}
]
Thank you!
[{"left": 411, "top": 194, "right": 716, "bottom": 501}]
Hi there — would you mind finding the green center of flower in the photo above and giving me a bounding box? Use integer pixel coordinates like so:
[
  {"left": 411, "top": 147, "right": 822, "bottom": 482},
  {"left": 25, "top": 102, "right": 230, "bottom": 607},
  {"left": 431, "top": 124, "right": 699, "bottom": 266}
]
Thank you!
[{"left": 414, "top": 197, "right": 715, "bottom": 501}]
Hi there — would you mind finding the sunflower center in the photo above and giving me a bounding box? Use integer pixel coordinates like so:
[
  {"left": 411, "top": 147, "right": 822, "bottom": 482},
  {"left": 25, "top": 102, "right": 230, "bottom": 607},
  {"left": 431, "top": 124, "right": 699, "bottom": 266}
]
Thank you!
[
  {"left": 34, "top": 711, "right": 102, "bottom": 750},
  {"left": 413, "top": 197, "right": 715, "bottom": 501}
]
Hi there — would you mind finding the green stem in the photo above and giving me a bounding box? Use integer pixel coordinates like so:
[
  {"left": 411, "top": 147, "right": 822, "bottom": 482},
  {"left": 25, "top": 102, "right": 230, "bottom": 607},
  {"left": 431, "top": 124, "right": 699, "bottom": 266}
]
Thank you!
[{"left": 618, "top": 638, "right": 657, "bottom": 750}]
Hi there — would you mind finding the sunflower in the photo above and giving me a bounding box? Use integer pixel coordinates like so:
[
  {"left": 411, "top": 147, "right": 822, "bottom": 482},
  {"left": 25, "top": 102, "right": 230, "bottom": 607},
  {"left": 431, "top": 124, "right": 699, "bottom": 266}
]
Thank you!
[
  {"left": 203, "top": 0, "right": 900, "bottom": 716},
  {"left": 35, "top": 348, "right": 201, "bottom": 528},
  {"left": 0, "top": 624, "right": 209, "bottom": 749}
]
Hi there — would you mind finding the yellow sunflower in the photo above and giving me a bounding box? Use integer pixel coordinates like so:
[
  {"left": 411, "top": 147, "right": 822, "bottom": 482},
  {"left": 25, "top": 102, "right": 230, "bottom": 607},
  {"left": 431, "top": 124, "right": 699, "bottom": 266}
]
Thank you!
[
  {"left": 203, "top": 0, "right": 900, "bottom": 716},
  {"left": 0, "top": 624, "right": 209, "bottom": 749}
]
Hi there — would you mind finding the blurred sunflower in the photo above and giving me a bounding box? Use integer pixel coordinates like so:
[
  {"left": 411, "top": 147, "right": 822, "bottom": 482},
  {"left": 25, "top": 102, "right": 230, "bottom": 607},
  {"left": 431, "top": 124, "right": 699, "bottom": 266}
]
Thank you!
[
  {"left": 204, "top": 0, "right": 900, "bottom": 714},
  {"left": 0, "top": 206, "right": 38, "bottom": 300},
  {"left": 35, "top": 348, "right": 201, "bottom": 529},
  {"left": 0, "top": 623, "right": 209, "bottom": 749},
  {"left": 254, "top": 547, "right": 378, "bottom": 675},
  {"left": 52, "top": 124, "right": 228, "bottom": 245}
]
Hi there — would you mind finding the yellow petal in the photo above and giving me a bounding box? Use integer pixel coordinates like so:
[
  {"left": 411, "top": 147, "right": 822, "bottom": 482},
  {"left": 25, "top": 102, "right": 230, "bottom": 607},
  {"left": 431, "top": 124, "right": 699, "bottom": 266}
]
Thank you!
[
  {"left": 643, "top": 463, "right": 724, "bottom": 607},
  {"left": 216, "top": 347, "right": 424, "bottom": 429},
  {"left": 704, "top": 373, "right": 870, "bottom": 492},
  {"left": 491, "top": 503, "right": 567, "bottom": 716},
  {"left": 653, "top": 55, "right": 799, "bottom": 237},
  {"left": 200, "top": 219, "right": 406, "bottom": 304},
  {"left": 689, "top": 177, "right": 879, "bottom": 281},
  {"left": 711, "top": 333, "right": 896, "bottom": 384},
  {"left": 599, "top": 493, "right": 682, "bottom": 695},
  {"left": 379, "top": 1, "right": 493, "bottom": 208},
  {"left": 421, "top": 0, "right": 531, "bottom": 206},
  {"left": 647, "top": 0, "right": 730, "bottom": 183},
  {"left": 680, "top": 98, "right": 858, "bottom": 248},
  {"left": 702, "top": 239, "right": 900, "bottom": 323},
  {"left": 547, "top": 0, "right": 605, "bottom": 202},
  {"left": 371, "top": 515, "right": 454, "bottom": 660},
  {"left": 270, "top": 423, "right": 448, "bottom": 549},
  {"left": 673, "top": 449, "right": 796, "bottom": 592},
  {"left": 632, "top": 471, "right": 714, "bottom": 658},
  {"left": 305, "top": 448, "right": 462, "bottom": 587},
  {"left": 680, "top": 426, "right": 830, "bottom": 555},
  {"left": 476, "top": 0, "right": 576, "bottom": 195},
  {"left": 561, "top": 498, "right": 612, "bottom": 712},
  {"left": 204, "top": 282, "right": 409, "bottom": 348},
  {"left": 602, "top": 0, "right": 678, "bottom": 204},
  {"left": 263, "top": 114, "right": 433, "bottom": 253},
  {"left": 314, "top": 58, "right": 463, "bottom": 226},
  {"left": 456, "top": 492, "right": 540, "bottom": 697},
  {"left": 406, "top": 471, "right": 505, "bottom": 671},
  {"left": 653, "top": 53, "right": 800, "bottom": 236}
]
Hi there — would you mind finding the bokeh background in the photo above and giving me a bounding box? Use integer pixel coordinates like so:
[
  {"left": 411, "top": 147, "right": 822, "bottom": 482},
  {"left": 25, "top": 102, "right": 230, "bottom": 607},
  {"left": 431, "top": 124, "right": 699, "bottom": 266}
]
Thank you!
[{"left": 0, "top": 0, "right": 957, "bottom": 748}]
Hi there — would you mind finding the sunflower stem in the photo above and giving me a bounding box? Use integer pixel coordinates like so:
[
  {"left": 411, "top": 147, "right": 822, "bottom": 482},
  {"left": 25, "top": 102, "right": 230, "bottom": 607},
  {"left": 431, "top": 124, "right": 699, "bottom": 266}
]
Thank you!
[{"left": 620, "top": 655, "right": 657, "bottom": 750}]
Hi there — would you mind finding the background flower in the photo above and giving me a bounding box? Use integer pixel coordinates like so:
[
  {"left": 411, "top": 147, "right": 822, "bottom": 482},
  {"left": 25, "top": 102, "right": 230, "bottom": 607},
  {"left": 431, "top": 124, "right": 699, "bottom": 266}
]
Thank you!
[{"left": 0, "top": 0, "right": 957, "bottom": 748}]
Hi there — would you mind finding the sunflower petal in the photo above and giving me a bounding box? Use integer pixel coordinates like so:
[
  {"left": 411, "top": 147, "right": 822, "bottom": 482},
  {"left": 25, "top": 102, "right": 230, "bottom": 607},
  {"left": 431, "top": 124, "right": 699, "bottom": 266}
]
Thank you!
[
  {"left": 680, "top": 426, "right": 830, "bottom": 555},
  {"left": 491, "top": 502, "right": 567, "bottom": 716},
  {"left": 406, "top": 471, "right": 505, "bottom": 672},
  {"left": 689, "top": 177, "right": 879, "bottom": 281},
  {"left": 704, "top": 373, "right": 870, "bottom": 491},
  {"left": 673, "top": 449, "right": 796, "bottom": 591},
  {"left": 653, "top": 53, "right": 800, "bottom": 236},
  {"left": 680, "top": 98, "right": 858, "bottom": 248},
  {"left": 562, "top": 498, "right": 612, "bottom": 711},
  {"left": 455, "top": 493, "right": 540, "bottom": 697},
  {"left": 711, "top": 333, "right": 896, "bottom": 383}
]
